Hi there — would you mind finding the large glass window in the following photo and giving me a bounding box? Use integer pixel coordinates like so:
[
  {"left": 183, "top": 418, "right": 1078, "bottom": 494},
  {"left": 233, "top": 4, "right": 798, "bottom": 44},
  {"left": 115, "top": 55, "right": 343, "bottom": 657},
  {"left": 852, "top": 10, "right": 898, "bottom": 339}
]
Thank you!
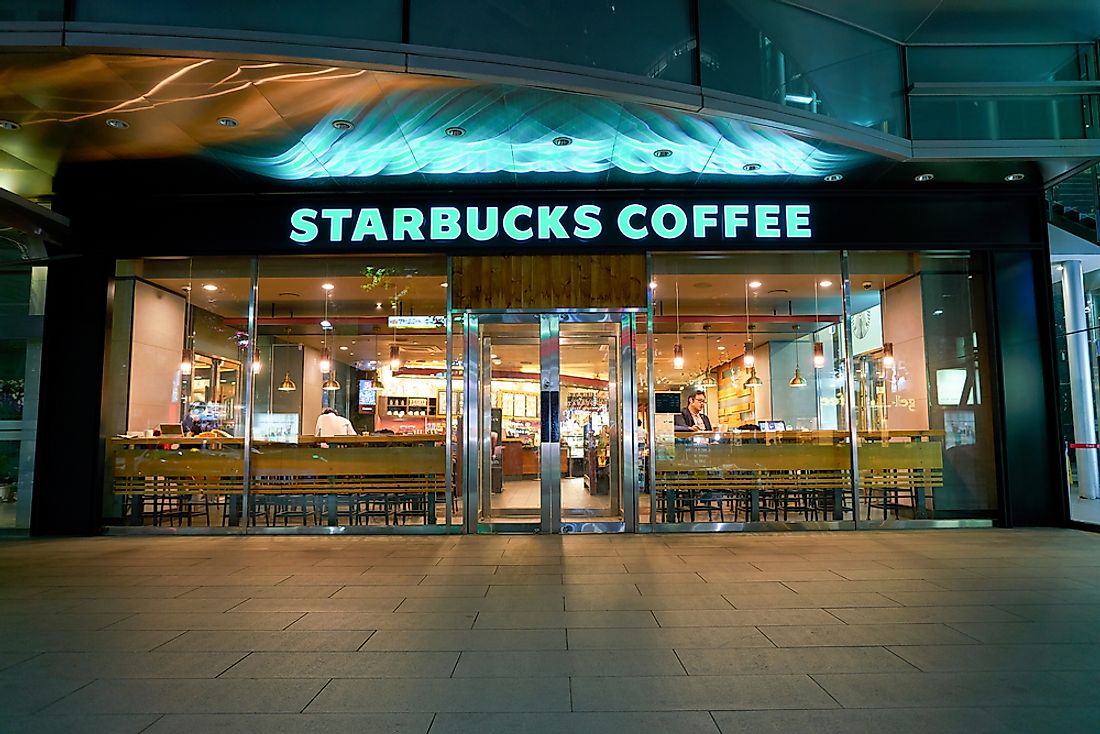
[
  {"left": 698, "top": 0, "right": 906, "bottom": 135},
  {"left": 0, "top": 241, "right": 45, "bottom": 531},
  {"left": 847, "top": 252, "right": 998, "bottom": 521},
  {"left": 250, "top": 255, "right": 451, "bottom": 528},
  {"left": 103, "top": 258, "right": 251, "bottom": 528},
  {"left": 645, "top": 252, "right": 854, "bottom": 526},
  {"left": 102, "top": 255, "right": 455, "bottom": 531},
  {"left": 410, "top": 0, "right": 696, "bottom": 83},
  {"left": 1052, "top": 259, "right": 1100, "bottom": 526},
  {"left": 644, "top": 250, "right": 997, "bottom": 528}
]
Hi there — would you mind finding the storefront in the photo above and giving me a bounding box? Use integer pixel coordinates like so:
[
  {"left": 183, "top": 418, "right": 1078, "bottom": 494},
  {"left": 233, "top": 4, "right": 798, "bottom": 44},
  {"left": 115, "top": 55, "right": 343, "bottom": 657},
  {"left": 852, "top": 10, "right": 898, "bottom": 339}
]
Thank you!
[{"left": 38, "top": 186, "right": 1061, "bottom": 534}]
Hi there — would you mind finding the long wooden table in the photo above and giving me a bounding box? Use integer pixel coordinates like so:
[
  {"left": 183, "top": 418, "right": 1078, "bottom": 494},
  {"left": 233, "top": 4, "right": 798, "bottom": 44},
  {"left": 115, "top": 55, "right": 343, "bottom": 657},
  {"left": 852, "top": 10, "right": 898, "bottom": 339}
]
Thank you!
[
  {"left": 654, "top": 431, "right": 945, "bottom": 522},
  {"left": 110, "top": 435, "right": 448, "bottom": 526}
]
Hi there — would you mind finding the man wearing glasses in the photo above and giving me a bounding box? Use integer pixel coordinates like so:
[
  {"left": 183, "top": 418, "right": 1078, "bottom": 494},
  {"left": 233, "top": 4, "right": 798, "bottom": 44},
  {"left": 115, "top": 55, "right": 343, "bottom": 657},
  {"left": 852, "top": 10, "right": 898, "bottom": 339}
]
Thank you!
[{"left": 674, "top": 389, "right": 712, "bottom": 432}]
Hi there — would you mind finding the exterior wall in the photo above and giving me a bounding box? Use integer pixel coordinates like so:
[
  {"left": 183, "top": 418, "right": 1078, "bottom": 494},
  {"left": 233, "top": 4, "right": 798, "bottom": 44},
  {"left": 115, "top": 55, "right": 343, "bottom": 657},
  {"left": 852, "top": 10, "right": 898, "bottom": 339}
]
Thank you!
[{"left": 127, "top": 281, "right": 184, "bottom": 432}]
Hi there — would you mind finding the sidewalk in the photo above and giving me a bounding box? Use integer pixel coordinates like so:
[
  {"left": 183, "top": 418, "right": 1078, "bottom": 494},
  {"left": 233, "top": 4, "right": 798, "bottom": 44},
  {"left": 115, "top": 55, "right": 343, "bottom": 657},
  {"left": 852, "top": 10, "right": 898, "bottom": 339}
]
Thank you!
[{"left": 1, "top": 529, "right": 1098, "bottom": 733}]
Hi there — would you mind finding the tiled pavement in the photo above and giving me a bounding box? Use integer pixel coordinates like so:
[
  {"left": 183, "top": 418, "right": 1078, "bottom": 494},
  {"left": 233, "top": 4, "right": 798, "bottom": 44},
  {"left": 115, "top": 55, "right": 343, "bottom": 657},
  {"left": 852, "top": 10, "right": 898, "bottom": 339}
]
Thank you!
[{"left": 0, "top": 529, "right": 1098, "bottom": 733}]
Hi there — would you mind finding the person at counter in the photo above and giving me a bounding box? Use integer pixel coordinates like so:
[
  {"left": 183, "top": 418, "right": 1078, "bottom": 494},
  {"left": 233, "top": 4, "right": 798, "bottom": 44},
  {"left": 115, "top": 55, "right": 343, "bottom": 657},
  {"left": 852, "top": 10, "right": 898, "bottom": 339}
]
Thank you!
[
  {"left": 315, "top": 408, "right": 357, "bottom": 437},
  {"left": 674, "top": 389, "right": 712, "bottom": 432}
]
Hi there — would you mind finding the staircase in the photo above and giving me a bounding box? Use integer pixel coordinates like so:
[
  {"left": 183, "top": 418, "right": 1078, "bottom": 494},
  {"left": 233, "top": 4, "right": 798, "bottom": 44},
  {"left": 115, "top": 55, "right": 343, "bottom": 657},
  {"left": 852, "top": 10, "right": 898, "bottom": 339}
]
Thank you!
[{"left": 1048, "top": 164, "right": 1100, "bottom": 242}]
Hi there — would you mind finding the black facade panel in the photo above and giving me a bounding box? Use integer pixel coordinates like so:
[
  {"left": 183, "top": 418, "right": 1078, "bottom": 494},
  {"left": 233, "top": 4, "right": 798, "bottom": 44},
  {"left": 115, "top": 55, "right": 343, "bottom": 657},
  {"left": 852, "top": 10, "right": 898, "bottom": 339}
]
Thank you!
[
  {"left": 992, "top": 250, "right": 1061, "bottom": 526},
  {"left": 30, "top": 251, "right": 112, "bottom": 535}
]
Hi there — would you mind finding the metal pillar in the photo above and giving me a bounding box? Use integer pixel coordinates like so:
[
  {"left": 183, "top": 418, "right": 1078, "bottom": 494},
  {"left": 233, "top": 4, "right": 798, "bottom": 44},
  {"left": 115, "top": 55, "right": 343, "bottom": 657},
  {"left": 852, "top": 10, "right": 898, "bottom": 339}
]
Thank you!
[{"left": 1061, "top": 259, "right": 1100, "bottom": 500}]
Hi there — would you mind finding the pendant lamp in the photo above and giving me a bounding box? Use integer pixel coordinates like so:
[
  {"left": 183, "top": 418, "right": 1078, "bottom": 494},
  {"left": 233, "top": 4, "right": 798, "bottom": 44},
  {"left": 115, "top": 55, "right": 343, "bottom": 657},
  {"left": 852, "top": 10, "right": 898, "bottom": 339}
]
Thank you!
[
  {"left": 701, "top": 325, "right": 717, "bottom": 387},
  {"left": 278, "top": 372, "right": 297, "bottom": 392},
  {"left": 742, "top": 281, "right": 762, "bottom": 387},
  {"left": 322, "top": 375, "right": 341, "bottom": 391},
  {"left": 389, "top": 343, "right": 402, "bottom": 371},
  {"left": 673, "top": 280, "right": 684, "bottom": 370},
  {"left": 881, "top": 278, "right": 894, "bottom": 368},
  {"left": 813, "top": 342, "right": 826, "bottom": 369},
  {"left": 789, "top": 325, "right": 807, "bottom": 387},
  {"left": 812, "top": 279, "right": 826, "bottom": 369},
  {"left": 882, "top": 342, "right": 895, "bottom": 368},
  {"left": 319, "top": 346, "right": 332, "bottom": 374},
  {"left": 180, "top": 263, "right": 194, "bottom": 376}
]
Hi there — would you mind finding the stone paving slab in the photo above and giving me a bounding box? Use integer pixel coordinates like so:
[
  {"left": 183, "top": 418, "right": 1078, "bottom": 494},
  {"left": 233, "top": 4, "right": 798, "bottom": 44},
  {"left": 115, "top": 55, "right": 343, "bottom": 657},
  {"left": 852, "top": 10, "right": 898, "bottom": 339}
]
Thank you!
[{"left": 2, "top": 529, "right": 1099, "bottom": 732}]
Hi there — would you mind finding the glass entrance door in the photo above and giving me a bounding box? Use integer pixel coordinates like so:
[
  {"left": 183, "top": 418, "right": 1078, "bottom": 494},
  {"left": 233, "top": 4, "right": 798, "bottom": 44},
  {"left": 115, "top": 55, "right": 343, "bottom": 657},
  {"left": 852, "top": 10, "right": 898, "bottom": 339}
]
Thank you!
[{"left": 464, "top": 313, "right": 637, "bottom": 532}]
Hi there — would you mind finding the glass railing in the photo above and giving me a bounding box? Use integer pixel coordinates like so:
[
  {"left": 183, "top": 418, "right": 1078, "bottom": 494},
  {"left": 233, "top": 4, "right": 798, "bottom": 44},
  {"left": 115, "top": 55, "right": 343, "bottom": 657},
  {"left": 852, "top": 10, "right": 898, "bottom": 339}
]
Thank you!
[{"left": 1048, "top": 164, "right": 1100, "bottom": 243}]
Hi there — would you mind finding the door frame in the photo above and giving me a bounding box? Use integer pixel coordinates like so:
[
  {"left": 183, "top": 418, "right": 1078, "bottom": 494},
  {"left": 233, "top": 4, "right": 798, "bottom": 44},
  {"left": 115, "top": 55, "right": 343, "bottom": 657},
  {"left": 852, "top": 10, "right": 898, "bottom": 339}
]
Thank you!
[{"left": 461, "top": 310, "right": 641, "bottom": 533}]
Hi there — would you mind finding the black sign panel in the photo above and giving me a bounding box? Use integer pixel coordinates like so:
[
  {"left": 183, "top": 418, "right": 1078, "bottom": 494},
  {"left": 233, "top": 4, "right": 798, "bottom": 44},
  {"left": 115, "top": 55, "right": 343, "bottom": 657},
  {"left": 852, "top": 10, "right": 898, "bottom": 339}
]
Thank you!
[{"left": 65, "top": 189, "right": 1043, "bottom": 256}]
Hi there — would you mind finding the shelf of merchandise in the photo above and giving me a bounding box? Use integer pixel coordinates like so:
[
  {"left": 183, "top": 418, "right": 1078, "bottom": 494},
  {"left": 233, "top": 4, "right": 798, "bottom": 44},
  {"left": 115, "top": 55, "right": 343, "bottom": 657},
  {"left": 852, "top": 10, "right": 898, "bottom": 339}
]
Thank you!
[{"left": 716, "top": 361, "right": 756, "bottom": 425}]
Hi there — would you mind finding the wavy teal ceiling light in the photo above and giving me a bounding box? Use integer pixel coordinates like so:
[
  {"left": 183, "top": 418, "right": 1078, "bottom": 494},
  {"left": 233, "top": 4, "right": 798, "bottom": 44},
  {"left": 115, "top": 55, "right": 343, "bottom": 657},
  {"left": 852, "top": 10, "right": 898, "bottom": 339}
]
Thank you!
[{"left": 222, "top": 85, "right": 854, "bottom": 180}]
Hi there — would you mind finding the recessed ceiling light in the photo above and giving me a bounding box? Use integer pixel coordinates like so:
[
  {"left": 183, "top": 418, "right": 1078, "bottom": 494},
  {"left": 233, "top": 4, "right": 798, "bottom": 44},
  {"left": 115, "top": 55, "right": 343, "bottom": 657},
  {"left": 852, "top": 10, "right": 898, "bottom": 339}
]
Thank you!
[
  {"left": 339, "top": 345, "right": 349, "bottom": 351},
  {"left": 0, "top": 119, "right": 20, "bottom": 131},
  {"left": 216, "top": 117, "right": 239, "bottom": 128},
  {"left": 332, "top": 119, "right": 354, "bottom": 131},
  {"left": 819, "top": 280, "right": 833, "bottom": 287},
  {"left": 748, "top": 280, "right": 762, "bottom": 289},
  {"left": 932, "top": 309, "right": 944, "bottom": 316},
  {"left": 717, "top": 345, "right": 726, "bottom": 351},
  {"left": 106, "top": 118, "right": 129, "bottom": 129},
  {"left": 1005, "top": 173, "right": 1026, "bottom": 182},
  {"left": 742, "top": 163, "right": 762, "bottom": 172},
  {"left": 202, "top": 284, "right": 218, "bottom": 292},
  {"left": 653, "top": 149, "right": 673, "bottom": 158},
  {"left": 320, "top": 320, "right": 332, "bottom": 329},
  {"left": 440, "top": 282, "right": 448, "bottom": 288},
  {"left": 824, "top": 173, "right": 843, "bottom": 182},
  {"left": 376, "top": 302, "right": 383, "bottom": 309},
  {"left": 445, "top": 126, "right": 466, "bottom": 137},
  {"left": 915, "top": 173, "right": 934, "bottom": 182},
  {"left": 552, "top": 136, "right": 573, "bottom": 147},
  {"left": 321, "top": 283, "right": 335, "bottom": 291},
  {"left": 181, "top": 286, "right": 192, "bottom": 293}
]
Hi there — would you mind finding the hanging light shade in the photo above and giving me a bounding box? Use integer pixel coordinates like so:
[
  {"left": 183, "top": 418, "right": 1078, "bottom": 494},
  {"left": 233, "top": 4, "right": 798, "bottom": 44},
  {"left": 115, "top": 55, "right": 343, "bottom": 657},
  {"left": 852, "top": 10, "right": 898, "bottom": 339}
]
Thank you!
[
  {"left": 743, "top": 367, "right": 763, "bottom": 388},
  {"left": 319, "top": 346, "right": 332, "bottom": 373},
  {"left": 813, "top": 342, "right": 825, "bottom": 369},
  {"left": 789, "top": 325, "right": 807, "bottom": 387},
  {"left": 277, "top": 372, "right": 297, "bottom": 391},
  {"left": 389, "top": 343, "right": 402, "bottom": 370},
  {"left": 251, "top": 359, "right": 262, "bottom": 374},
  {"left": 882, "top": 342, "right": 895, "bottom": 368},
  {"left": 322, "top": 376, "right": 341, "bottom": 391},
  {"left": 180, "top": 349, "right": 193, "bottom": 376},
  {"left": 673, "top": 343, "right": 685, "bottom": 370},
  {"left": 742, "top": 341, "right": 754, "bottom": 368}
]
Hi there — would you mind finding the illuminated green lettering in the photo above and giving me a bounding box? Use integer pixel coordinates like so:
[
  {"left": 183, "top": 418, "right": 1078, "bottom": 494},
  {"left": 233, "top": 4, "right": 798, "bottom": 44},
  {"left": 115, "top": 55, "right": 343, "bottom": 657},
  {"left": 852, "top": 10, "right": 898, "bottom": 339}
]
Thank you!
[
  {"left": 692, "top": 204, "right": 718, "bottom": 238},
  {"left": 537, "top": 206, "right": 568, "bottom": 239},
  {"left": 350, "top": 208, "right": 387, "bottom": 241},
  {"left": 755, "top": 205, "right": 781, "bottom": 238},
  {"left": 503, "top": 205, "right": 533, "bottom": 241},
  {"left": 392, "top": 208, "right": 425, "bottom": 241},
  {"left": 652, "top": 204, "right": 687, "bottom": 239},
  {"left": 289, "top": 208, "right": 318, "bottom": 243},
  {"left": 786, "top": 205, "right": 812, "bottom": 238},
  {"left": 618, "top": 204, "right": 648, "bottom": 239},
  {"left": 321, "top": 208, "right": 353, "bottom": 242},
  {"left": 430, "top": 207, "right": 461, "bottom": 240},
  {"left": 468, "top": 207, "right": 498, "bottom": 241},
  {"left": 573, "top": 204, "right": 602, "bottom": 239},
  {"left": 722, "top": 205, "right": 749, "bottom": 238}
]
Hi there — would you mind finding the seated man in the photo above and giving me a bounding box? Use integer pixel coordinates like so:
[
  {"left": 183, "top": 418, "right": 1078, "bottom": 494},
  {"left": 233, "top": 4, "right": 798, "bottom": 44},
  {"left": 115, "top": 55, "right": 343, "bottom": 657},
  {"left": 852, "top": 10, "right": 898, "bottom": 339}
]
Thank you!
[
  {"left": 674, "top": 389, "right": 712, "bottom": 432},
  {"left": 315, "top": 408, "right": 357, "bottom": 437}
]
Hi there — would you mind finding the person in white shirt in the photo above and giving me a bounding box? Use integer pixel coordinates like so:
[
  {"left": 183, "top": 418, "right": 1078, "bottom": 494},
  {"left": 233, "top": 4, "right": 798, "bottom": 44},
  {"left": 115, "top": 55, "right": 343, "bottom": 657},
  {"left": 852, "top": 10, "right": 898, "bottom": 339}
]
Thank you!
[{"left": 315, "top": 408, "right": 357, "bottom": 437}]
